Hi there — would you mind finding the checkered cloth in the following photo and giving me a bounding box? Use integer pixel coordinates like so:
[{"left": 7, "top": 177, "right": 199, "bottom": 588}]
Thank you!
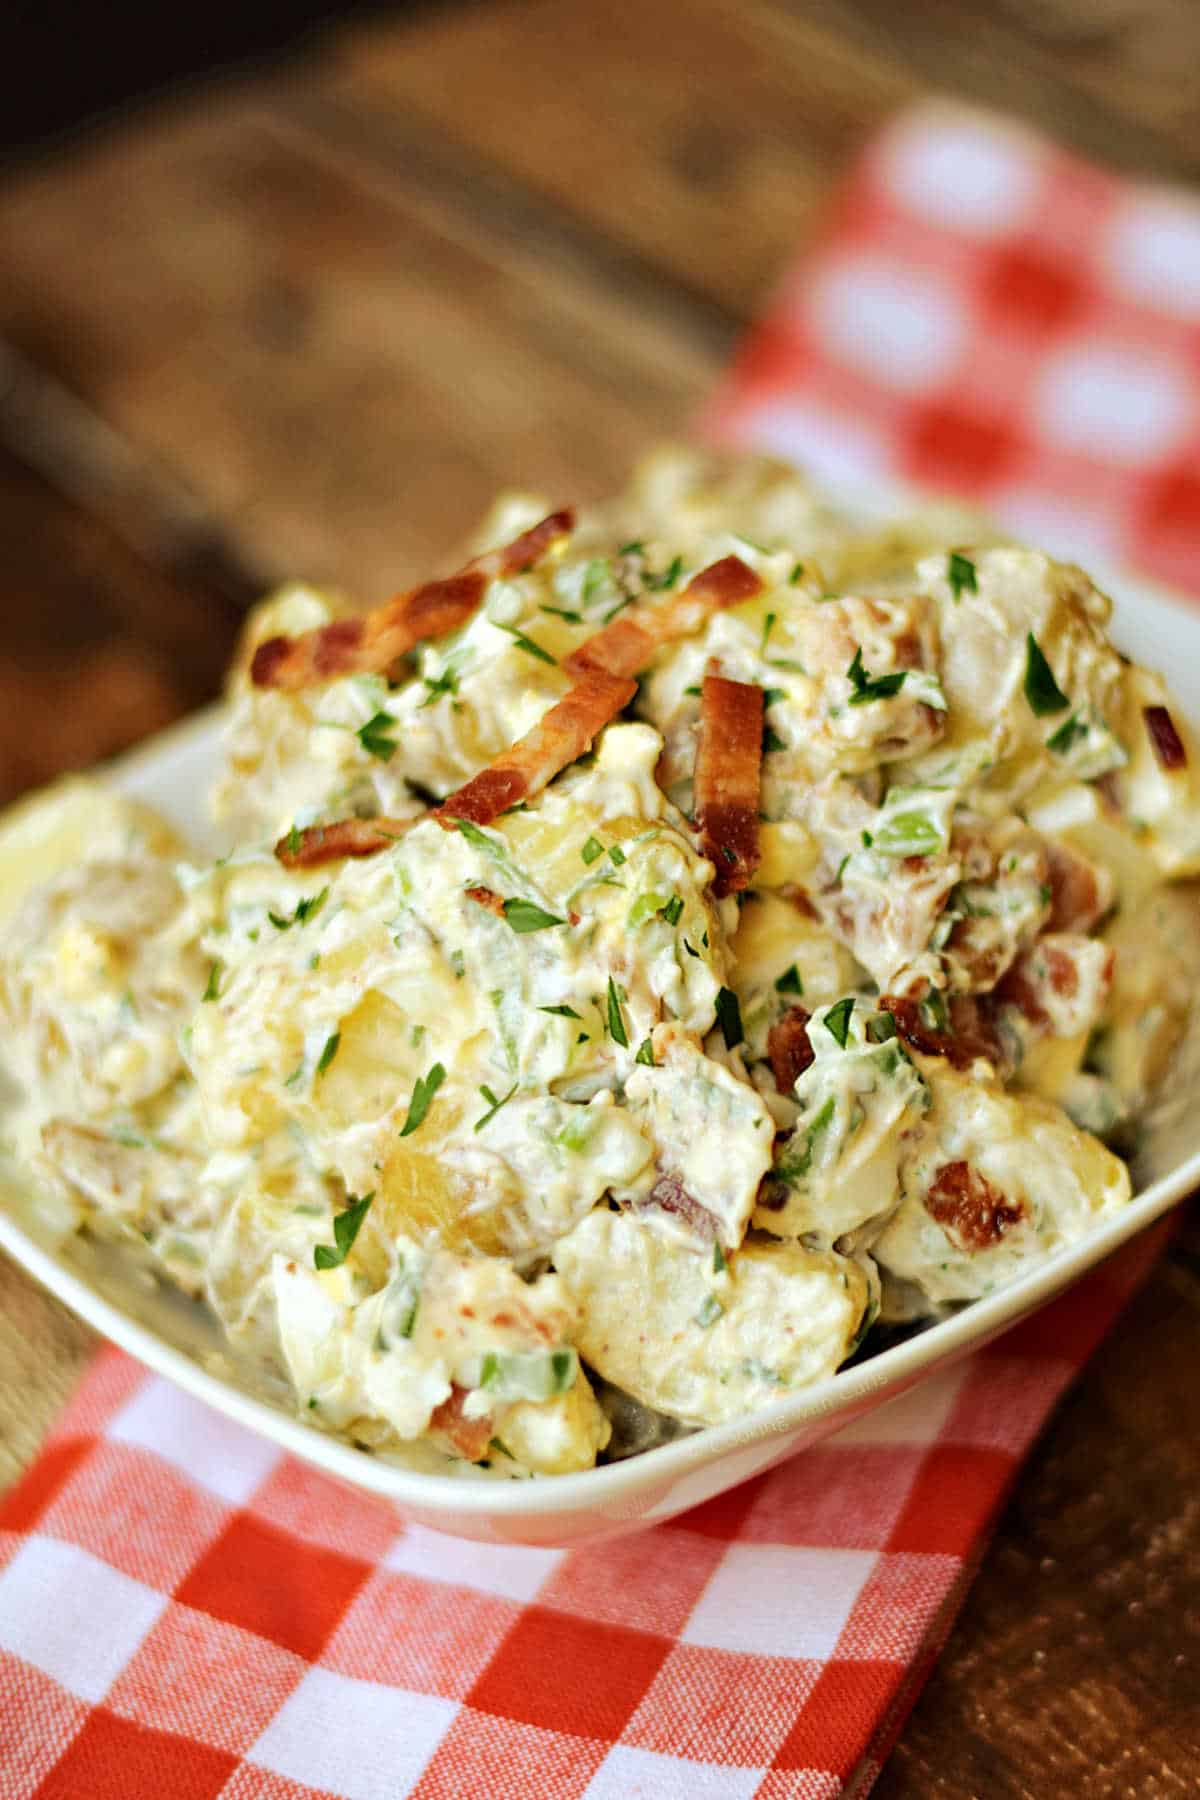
[{"left": 2, "top": 103, "right": 1197, "bottom": 1799}]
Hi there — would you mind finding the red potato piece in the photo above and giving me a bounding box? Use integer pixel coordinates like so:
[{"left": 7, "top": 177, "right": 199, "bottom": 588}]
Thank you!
[
  {"left": 250, "top": 509, "right": 575, "bottom": 689},
  {"left": 564, "top": 554, "right": 764, "bottom": 679},
  {"left": 275, "top": 816, "right": 413, "bottom": 868},
  {"left": 432, "top": 670, "right": 636, "bottom": 827},
  {"left": 694, "top": 667, "right": 763, "bottom": 898}
]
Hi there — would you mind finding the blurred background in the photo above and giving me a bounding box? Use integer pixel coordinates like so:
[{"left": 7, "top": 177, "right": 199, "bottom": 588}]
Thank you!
[{"left": 1, "top": 0, "right": 1198, "bottom": 805}]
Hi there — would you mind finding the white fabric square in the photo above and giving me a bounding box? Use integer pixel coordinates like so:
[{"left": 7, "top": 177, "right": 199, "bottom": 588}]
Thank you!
[
  {"left": 1105, "top": 193, "right": 1200, "bottom": 319},
  {"left": 682, "top": 1544, "right": 877, "bottom": 1660},
  {"left": 805, "top": 253, "right": 970, "bottom": 392},
  {"left": 832, "top": 1362, "right": 968, "bottom": 1446},
  {"left": 249, "top": 1664, "right": 456, "bottom": 1800},
  {"left": 108, "top": 1377, "right": 280, "bottom": 1505},
  {"left": 384, "top": 1522, "right": 563, "bottom": 1603},
  {"left": 1033, "top": 340, "right": 1191, "bottom": 465},
  {"left": 583, "top": 1742, "right": 765, "bottom": 1799},
  {"left": 881, "top": 109, "right": 1039, "bottom": 237},
  {"left": 0, "top": 1535, "right": 166, "bottom": 1702}
]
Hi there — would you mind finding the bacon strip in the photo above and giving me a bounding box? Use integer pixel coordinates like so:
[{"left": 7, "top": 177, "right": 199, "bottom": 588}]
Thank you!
[
  {"left": 766, "top": 1006, "right": 814, "bottom": 1094},
  {"left": 564, "top": 554, "right": 764, "bottom": 679},
  {"left": 925, "top": 1160, "right": 1025, "bottom": 1252},
  {"left": 694, "top": 667, "right": 763, "bottom": 898},
  {"left": 251, "top": 509, "right": 575, "bottom": 690},
  {"left": 433, "top": 670, "right": 636, "bottom": 828},
  {"left": 275, "top": 816, "right": 412, "bottom": 869},
  {"left": 881, "top": 992, "right": 1008, "bottom": 1074},
  {"left": 1143, "top": 704, "right": 1187, "bottom": 772},
  {"left": 428, "top": 1385, "right": 493, "bottom": 1463},
  {"left": 464, "top": 884, "right": 506, "bottom": 918}
]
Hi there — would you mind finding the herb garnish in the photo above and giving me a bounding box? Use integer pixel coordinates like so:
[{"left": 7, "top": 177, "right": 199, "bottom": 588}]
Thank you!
[
  {"left": 946, "top": 552, "right": 977, "bottom": 600},
  {"left": 503, "top": 897, "right": 565, "bottom": 933},
  {"left": 846, "top": 646, "right": 906, "bottom": 705},
  {"left": 400, "top": 1062, "right": 446, "bottom": 1137},
  {"left": 605, "top": 977, "right": 629, "bottom": 1048},
  {"left": 315, "top": 1032, "right": 341, "bottom": 1076},
  {"left": 456, "top": 818, "right": 507, "bottom": 863},
  {"left": 499, "top": 624, "right": 557, "bottom": 665},
  {"left": 202, "top": 962, "right": 222, "bottom": 1003},
  {"left": 716, "top": 986, "right": 744, "bottom": 1049},
  {"left": 608, "top": 844, "right": 626, "bottom": 866},
  {"left": 1023, "top": 634, "right": 1070, "bottom": 716},
  {"left": 824, "top": 997, "right": 855, "bottom": 1048},
  {"left": 645, "top": 554, "right": 683, "bottom": 591},
  {"left": 1046, "top": 711, "right": 1086, "bottom": 753},
  {"left": 695, "top": 1293, "right": 724, "bottom": 1328},
  {"left": 581, "top": 836, "right": 605, "bottom": 865},
  {"left": 356, "top": 710, "right": 399, "bottom": 761},
  {"left": 419, "top": 669, "right": 460, "bottom": 708},
  {"left": 635, "top": 1037, "right": 655, "bottom": 1066},
  {"left": 268, "top": 886, "right": 330, "bottom": 931},
  {"left": 473, "top": 1081, "right": 517, "bottom": 1131},
  {"left": 774, "top": 964, "right": 803, "bottom": 996},
  {"left": 713, "top": 1241, "right": 728, "bottom": 1275},
  {"left": 314, "top": 1192, "right": 374, "bottom": 1271},
  {"left": 660, "top": 894, "right": 683, "bottom": 926},
  {"left": 540, "top": 1003, "right": 581, "bottom": 1018}
]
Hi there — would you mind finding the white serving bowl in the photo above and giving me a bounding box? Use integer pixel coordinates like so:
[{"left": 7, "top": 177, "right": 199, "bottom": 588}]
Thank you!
[{"left": 3, "top": 561, "right": 1199, "bottom": 1547}]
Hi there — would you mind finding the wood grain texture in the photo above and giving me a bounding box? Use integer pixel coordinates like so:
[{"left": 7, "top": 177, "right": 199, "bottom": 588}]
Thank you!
[{"left": 0, "top": 1, "right": 1199, "bottom": 1790}]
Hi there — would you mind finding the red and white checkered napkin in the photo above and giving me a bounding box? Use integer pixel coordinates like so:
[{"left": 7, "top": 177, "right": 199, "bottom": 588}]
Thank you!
[{"left": 3, "top": 103, "right": 1199, "bottom": 1800}]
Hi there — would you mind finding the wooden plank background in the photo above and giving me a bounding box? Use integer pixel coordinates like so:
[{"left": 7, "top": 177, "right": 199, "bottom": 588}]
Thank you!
[{"left": 1, "top": 1, "right": 1197, "bottom": 1791}]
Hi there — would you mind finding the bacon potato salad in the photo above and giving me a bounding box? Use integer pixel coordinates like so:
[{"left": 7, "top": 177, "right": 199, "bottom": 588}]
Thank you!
[{"left": 3, "top": 448, "right": 1197, "bottom": 1476}]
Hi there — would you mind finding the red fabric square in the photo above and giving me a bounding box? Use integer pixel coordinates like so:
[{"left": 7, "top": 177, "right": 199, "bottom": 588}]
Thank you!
[
  {"left": 31, "top": 1707, "right": 236, "bottom": 1800},
  {"left": 538, "top": 1526, "right": 726, "bottom": 1636},
  {"left": 900, "top": 400, "right": 1021, "bottom": 494},
  {"left": 1135, "top": 458, "right": 1200, "bottom": 591},
  {"left": 771, "top": 1660, "right": 902, "bottom": 1777},
  {"left": 36, "top": 1441, "right": 228, "bottom": 1590},
  {"left": 943, "top": 1352, "right": 1074, "bottom": 1454},
  {"left": 0, "top": 1654, "right": 90, "bottom": 1800},
  {"left": 107, "top": 1600, "right": 306, "bottom": 1754},
  {"left": 886, "top": 1447, "right": 1014, "bottom": 1557},
  {"left": 833, "top": 1553, "right": 960, "bottom": 1662},
  {"left": 737, "top": 1447, "right": 926, "bottom": 1550},
  {"left": 0, "top": 1439, "right": 93, "bottom": 1534},
  {"left": 174, "top": 1512, "right": 371, "bottom": 1662},
  {"left": 624, "top": 1643, "right": 820, "bottom": 1766},
  {"left": 676, "top": 1475, "right": 765, "bottom": 1541},
  {"left": 981, "top": 242, "right": 1086, "bottom": 337},
  {"left": 466, "top": 1607, "right": 671, "bottom": 1740},
  {"left": 324, "top": 1569, "right": 520, "bottom": 1699},
  {"left": 409, "top": 1712, "right": 605, "bottom": 1800},
  {"left": 219, "top": 1774, "right": 337, "bottom": 1800},
  {"left": 246, "top": 1460, "right": 398, "bottom": 1565}
]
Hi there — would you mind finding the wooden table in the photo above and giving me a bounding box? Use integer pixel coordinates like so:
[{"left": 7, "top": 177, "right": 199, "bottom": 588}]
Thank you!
[{"left": 1, "top": 2, "right": 1198, "bottom": 1790}]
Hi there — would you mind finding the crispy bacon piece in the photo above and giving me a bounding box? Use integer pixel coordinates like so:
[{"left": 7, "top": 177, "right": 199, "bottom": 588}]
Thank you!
[
  {"left": 635, "top": 1173, "right": 719, "bottom": 1242},
  {"left": 564, "top": 554, "right": 764, "bottom": 679},
  {"left": 433, "top": 670, "right": 636, "bottom": 827},
  {"left": 694, "top": 667, "right": 763, "bottom": 898},
  {"left": 881, "top": 991, "right": 1007, "bottom": 1073},
  {"left": 464, "top": 884, "right": 506, "bottom": 918},
  {"left": 428, "top": 1385, "right": 493, "bottom": 1463},
  {"left": 274, "top": 816, "right": 412, "bottom": 868},
  {"left": 250, "top": 509, "right": 575, "bottom": 690},
  {"left": 925, "top": 1160, "right": 1025, "bottom": 1252},
  {"left": 766, "top": 1006, "right": 814, "bottom": 1094},
  {"left": 1143, "top": 704, "right": 1187, "bottom": 772}
]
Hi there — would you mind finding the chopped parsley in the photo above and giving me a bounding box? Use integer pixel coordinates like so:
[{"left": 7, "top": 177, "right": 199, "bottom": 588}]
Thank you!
[
  {"left": 356, "top": 710, "right": 399, "bottom": 761},
  {"left": 419, "top": 668, "right": 460, "bottom": 708},
  {"left": 835, "top": 854, "right": 850, "bottom": 883},
  {"left": 777, "top": 1094, "right": 836, "bottom": 1181},
  {"left": 581, "top": 559, "right": 609, "bottom": 603},
  {"left": 1023, "top": 633, "right": 1070, "bottom": 716},
  {"left": 774, "top": 964, "right": 803, "bottom": 996},
  {"left": 540, "top": 1003, "right": 581, "bottom": 1019},
  {"left": 499, "top": 624, "right": 557, "bottom": 665},
  {"left": 1046, "top": 711, "right": 1087, "bottom": 753},
  {"left": 285, "top": 823, "right": 302, "bottom": 857},
  {"left": 268, "top": 886, "right": 330, "bottom": 931},
  {"left": 713, "top": 1241, "right": 728, "bottom": 1275},
  {"left": 645, "top": 554, "right": 683, "bottom": 591},
  {"left": 605, "top": 977, "right": 629, "bottom": 1048},
  {"left": 763, "top": 725, "right": 786, "bottom": 755},
  {"left": 581, "top": 835, "right": 605, "bottom": 865},
  {"left": 846, "top": 645, "right": 906, "bottom": 705},
  {"left": 400, "top": 1062, "right": 446, "bottom": 1137},
  {"left": 789, "top": 562, "right": 805, "bottom": 585},
  {"left": 682, "top": 937, "right": 700, "bottom": 957},
  {"left": 715, "top": 985, "right": 744, "bottom": 1050},
  {"left": 539, "top": 602, "right": 582, "bottom": 623},
  {"left": 618, "top": 539, "right": 645, "bottom": 558},
  {"left": 314, "top": 1192, "right": 374, "bottom": 1271},
  {"left": 502, "top": 897, "right": 565, "bottom": 933},
  {"left": 635, "top": 1036, "right": 656, "bottom": 1066},
  {"left": 473, "top": 1081, "right": 518, "bottom": 1131},
  {"left": 608, "top": 843, "right": 626, "bottom": 866},
  {"left": 824, "top": 997, "right": 855, "bottom": 1048},
  {"left": 455, "top": 818, "right": 509, "bottom": 866},
  {"left": 946, "top": 551, "right": 977, "bottom": 600},
  {"left": 760, "top": 611, "right": 777, "bottom": 653},
  {"left": 660, "top": 894, "right": 684, "bottom": 926},
  {"left": 315, "top": 1032, "right": 341, "bottom": 1077},
  {"left": 202, "top": 962, "right": 222, "bottom": 1003},
  {"left": 695, "top": 1294, "right": 724, "bottom": 1329}
]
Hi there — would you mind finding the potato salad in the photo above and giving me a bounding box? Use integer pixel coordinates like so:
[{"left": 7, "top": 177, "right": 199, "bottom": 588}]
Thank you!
[{"left": 3, "top": 447, "right": 1198, "bottom": 1477}]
